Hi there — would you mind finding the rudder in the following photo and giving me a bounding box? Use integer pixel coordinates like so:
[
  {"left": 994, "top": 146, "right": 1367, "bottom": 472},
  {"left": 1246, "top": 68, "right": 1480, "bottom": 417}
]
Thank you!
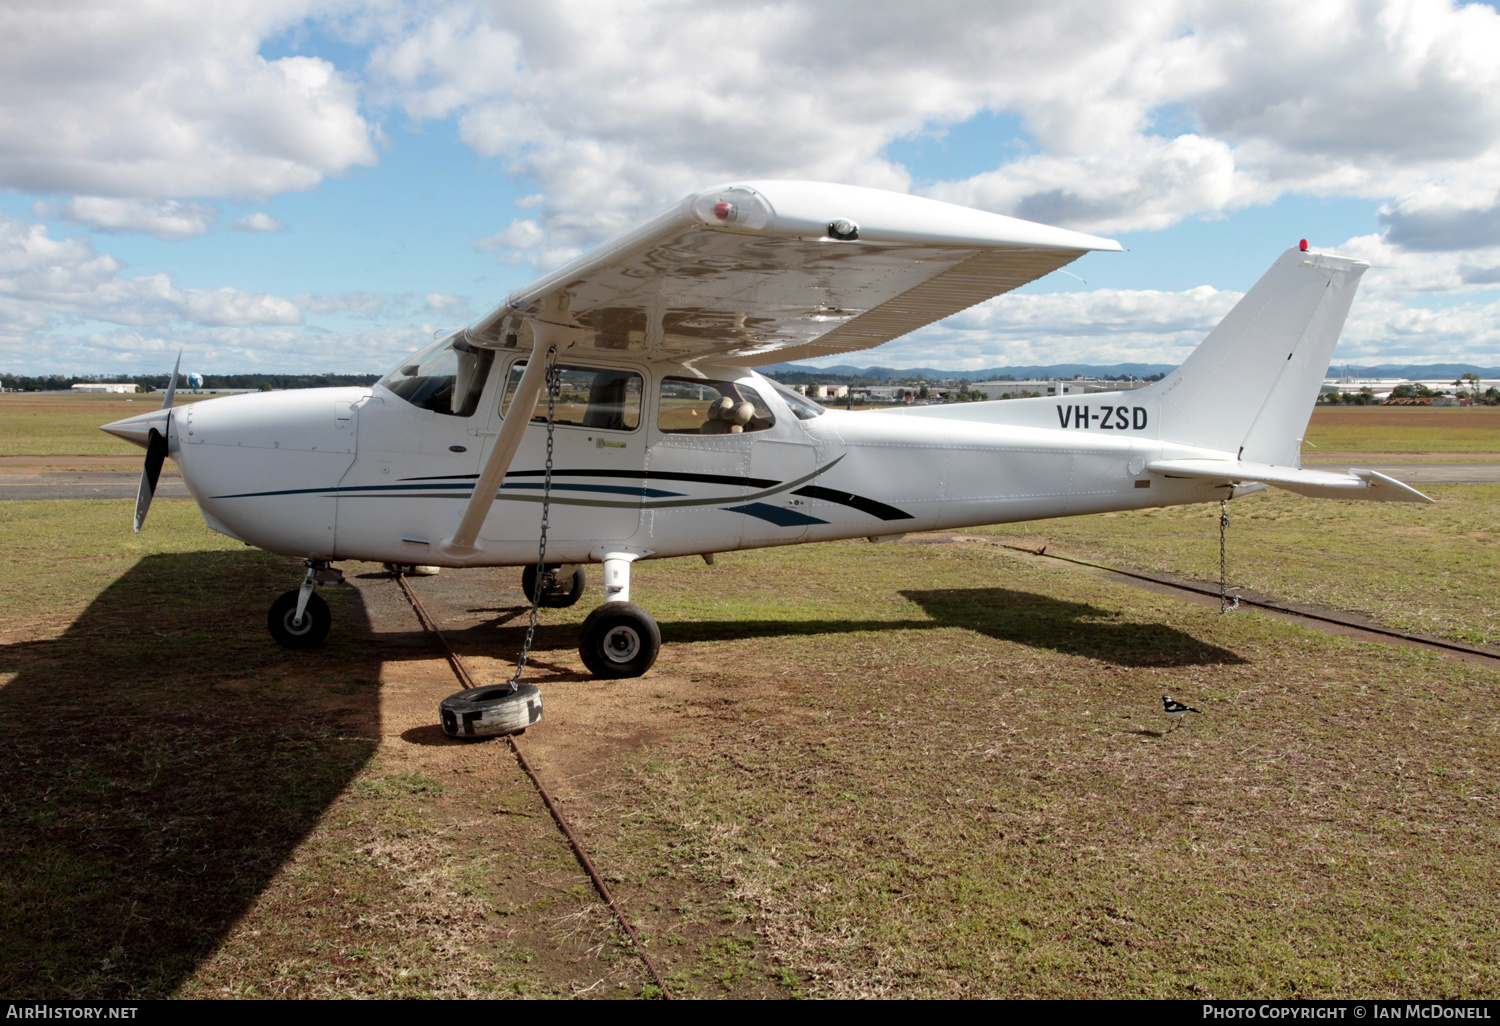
[{"left": 1141, "top": 247, "right": 1368, "bottom": 467}]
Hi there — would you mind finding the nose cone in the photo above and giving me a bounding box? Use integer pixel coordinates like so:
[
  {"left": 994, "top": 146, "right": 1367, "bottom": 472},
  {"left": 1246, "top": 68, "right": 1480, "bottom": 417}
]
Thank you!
[{"left": 101, "top": 407, "right": 172, "bottom": 450}]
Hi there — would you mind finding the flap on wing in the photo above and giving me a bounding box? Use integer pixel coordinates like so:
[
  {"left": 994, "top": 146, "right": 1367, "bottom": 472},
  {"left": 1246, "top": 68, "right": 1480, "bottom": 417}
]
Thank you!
[
  {"left": 1147, "top": 459, "right": 1434, "bottom": 504},
  {"left": 467, "top": 181, "right": 1119, "bottom": 366}
]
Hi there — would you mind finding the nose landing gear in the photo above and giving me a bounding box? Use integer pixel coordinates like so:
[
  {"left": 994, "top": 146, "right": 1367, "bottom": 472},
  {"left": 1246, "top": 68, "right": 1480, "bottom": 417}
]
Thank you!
[
  {"left": 577, "top": 549, "right": 659, "bottom": 679},
  {"left": 267, "top": 561, "right": 343, "bottom": 649},
  {"left": 579, "top": 602, "right": 660, "bottom": 678}
]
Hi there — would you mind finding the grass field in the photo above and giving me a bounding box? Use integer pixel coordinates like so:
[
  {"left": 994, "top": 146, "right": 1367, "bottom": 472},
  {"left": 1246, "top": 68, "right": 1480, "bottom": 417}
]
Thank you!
[
  {"left": 3, "top": 394, "right": 1498, "bottom": 998},
  {"left": 0, "top": 393, "right": 215, "bottom": 457},
  {"left": 980, "top": 484, "right": 1500, "bottom": 647},
  {"left": 1302, "top": 406, "right": 1500, "bottom": 454},
  {"left": 2, "top": 495, "right": 1498, "bottom": 998}
]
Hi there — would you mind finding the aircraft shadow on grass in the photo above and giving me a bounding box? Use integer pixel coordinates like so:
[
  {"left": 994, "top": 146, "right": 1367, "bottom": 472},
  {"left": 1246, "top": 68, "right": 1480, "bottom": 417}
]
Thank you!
[
  {"left": 0, "top": 551, "right": 381, "bottom": 999},
  {"left": 899, "top": 587, "right": 1247, "bottom": 668},
  {"left": 447, "top": 585, "right": 1245, "bottom": 670}
]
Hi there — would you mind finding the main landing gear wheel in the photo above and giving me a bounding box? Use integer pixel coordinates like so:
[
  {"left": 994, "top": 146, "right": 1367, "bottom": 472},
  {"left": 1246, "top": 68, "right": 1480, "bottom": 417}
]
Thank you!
[
  {"left": 267, "top": 590, "right": 331, "bottom": 649},
  {"left": 578, "top": 602, "right": 660, "bottom": 679},
  {"left": 521, "top": 563, "right": 586, "bottom": 608},
  {"left": 440, "top": 683, "right": 543, "bottom": 738}
]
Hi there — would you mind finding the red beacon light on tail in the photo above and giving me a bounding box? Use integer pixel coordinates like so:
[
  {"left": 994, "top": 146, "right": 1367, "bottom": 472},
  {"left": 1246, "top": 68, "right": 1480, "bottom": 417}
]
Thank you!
[{"left": 1299, "top": 239, "right": 1309, "bottom": 252}]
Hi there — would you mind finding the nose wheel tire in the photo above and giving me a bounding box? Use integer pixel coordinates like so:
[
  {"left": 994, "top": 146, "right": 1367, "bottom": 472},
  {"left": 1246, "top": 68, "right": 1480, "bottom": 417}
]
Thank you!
[
  {"left": 521, "top": 564, "right": 587, "bottom": 608},
  {"left": 268, "top": 590, "right": 331, "bottom": 649},
  {"left": 578, "top": 602, "right": 660, "bottom": 679}
]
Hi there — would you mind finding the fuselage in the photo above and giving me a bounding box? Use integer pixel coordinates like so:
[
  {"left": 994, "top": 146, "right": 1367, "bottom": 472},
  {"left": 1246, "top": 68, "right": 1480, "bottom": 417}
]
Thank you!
[{"left": 158, "top": 351, "right": 1239, "bottom": 566}]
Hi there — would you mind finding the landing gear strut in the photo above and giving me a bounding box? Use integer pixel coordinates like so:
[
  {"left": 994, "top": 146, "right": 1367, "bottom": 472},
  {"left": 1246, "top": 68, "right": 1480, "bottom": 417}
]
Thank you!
[
  {"left": 268, "top": 561, "right": 342, "bottom": 649},
  {"left": 578, "top": 549, "right": 659, "bottom": 679}
]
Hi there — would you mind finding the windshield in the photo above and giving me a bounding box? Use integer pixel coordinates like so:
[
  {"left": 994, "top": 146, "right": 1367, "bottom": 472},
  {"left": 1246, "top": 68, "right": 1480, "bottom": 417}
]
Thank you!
[
  {"left": 766, "top": 378, "right": 826, "bottom": 420},
  {"left": 380, "top": 334, "right": 495, "bottom": 417}
]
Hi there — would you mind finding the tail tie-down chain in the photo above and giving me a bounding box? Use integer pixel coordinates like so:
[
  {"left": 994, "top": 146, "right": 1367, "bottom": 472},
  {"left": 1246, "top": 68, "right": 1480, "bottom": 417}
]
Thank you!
[{"left": 1219, "top": 497, "right": 1240, "bottom": 614}]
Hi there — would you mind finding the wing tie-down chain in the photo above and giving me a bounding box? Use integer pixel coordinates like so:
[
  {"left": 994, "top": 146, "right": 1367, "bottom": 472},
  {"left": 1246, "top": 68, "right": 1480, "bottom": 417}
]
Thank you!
[{"left": 507, "top": 344, "right": 560, "bottom": 690}]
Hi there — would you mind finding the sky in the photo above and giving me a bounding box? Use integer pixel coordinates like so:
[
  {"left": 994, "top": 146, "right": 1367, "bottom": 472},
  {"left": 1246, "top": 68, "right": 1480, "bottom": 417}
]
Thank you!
[{"left": 4, "top": 0, "right": 1500, "bottom": 377}]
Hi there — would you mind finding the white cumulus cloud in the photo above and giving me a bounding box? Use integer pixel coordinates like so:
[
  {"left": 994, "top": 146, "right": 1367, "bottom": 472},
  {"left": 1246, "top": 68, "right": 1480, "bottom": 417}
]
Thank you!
[
  {"left": 231, "top": 212, "right": 290, "bottom": 233},
  {"left": 366, "top": 0, "right": 1500, "bottom": 264},
  {"left": 54, "top": 197, "right": 220, "bottom": 240},
  {"left": 424, "top": 292, "right": 471, "bottom": 315},
  {"left": 292, "top": 291, "right": 389, "bottom": 316},
  {"left": 0, "top": 1, "right": 378, "bottom": 198},
  {"left": 0, "top": 215, "right": 302, "bottom": 338}
]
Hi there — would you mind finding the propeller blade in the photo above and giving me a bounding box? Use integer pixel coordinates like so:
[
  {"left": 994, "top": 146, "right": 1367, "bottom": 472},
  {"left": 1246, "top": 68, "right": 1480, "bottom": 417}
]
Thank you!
[
  {"left": 134, "top": 350, "right": 180, "bottom": 532},
  {"left": 133, "top": 428, "right": 168, "bottom": 533},
  {"left": 162, "top": 350, "right": 181, "bottom": 410}
]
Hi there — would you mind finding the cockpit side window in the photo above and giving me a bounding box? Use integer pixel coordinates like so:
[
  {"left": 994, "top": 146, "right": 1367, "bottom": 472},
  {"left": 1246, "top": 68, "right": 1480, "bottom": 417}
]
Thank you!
[
  {"left": 501, "top": 363, "right": 642, "bottom": 431},
  {"left": 379, "top": 334, "right": 495, "bottom": 417},
  {"left": 657, "top": 378, "right": 775, "bottom": 434}
]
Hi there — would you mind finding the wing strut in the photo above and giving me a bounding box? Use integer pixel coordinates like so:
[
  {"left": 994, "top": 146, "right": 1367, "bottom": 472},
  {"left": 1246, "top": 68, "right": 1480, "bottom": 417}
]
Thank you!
[{"left": 438, "top": 313, "right": 580, "bottom": 562}]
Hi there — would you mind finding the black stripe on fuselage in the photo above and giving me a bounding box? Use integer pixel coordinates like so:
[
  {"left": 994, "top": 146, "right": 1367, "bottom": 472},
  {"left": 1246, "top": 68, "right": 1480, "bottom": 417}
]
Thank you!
[
  {"left": 792, "top": 485, "right": 913, "bottom": 521},
  {"left": 400, "top": 468, "right": 781, "bottom": 488}
]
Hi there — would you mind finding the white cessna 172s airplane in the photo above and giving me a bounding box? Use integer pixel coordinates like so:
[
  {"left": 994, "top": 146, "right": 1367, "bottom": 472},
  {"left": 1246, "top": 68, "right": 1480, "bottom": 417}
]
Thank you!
[{"left": 102, "top": 180, "right": 1431, "bottom": 683}]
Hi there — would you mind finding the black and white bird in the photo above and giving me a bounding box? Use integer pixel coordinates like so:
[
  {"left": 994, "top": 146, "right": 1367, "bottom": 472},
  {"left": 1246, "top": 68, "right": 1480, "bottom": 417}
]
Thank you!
[{"left": 1162, "top": 695, "right": 1202, "bottom": 728}]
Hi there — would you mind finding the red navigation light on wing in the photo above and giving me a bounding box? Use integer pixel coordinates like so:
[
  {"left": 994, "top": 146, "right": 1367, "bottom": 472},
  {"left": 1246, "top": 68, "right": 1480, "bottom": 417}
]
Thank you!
[{"left": 691, "top": 187, "right": 772, "bottom": 230}]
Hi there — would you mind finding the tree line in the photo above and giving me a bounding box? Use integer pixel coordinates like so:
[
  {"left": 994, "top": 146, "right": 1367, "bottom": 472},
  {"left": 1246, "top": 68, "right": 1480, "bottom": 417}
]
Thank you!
[{"left": 1, "top": 373, "right": 380, "bottom": 392}]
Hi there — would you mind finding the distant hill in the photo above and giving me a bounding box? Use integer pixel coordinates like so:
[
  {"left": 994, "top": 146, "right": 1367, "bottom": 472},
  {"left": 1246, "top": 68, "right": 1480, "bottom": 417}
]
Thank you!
[
  {"left": 1326, "top": 364, "right": 1500, "bottom": 379},
  {"left": 1, "top": 372, "right": 381, "bottom": 392}
]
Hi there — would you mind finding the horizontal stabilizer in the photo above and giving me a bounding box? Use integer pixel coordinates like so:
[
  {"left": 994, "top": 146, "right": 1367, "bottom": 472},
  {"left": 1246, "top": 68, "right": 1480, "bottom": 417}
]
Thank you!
[{"left": 1147, "top": 459, "right": 1434, "bottom": 504}]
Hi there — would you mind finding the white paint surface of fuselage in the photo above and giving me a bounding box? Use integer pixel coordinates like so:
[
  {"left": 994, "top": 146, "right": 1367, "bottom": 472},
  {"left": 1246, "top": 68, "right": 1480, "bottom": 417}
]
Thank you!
[{"left": 164, "top": 359, "right": 1234, "bottom": 568}]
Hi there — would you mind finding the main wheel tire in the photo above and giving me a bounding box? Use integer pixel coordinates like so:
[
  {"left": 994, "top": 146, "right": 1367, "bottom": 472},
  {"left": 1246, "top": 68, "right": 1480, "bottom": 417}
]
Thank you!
[
  {"left": 440, "top": 683, "right": 543, "bottom": 738},
  {"left": 267, "top": 590, "right": 331, "bottom": 649},
  {"left": 578, "top": 602, "right": 660, "bottom": 679},
  {"left": 521, "top": 564, "right": 586, "bottom": 608}
]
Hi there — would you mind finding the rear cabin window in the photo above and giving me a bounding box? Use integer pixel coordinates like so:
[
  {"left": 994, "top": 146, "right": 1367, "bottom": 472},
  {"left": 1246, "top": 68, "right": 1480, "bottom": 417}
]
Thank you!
[
  {"left": 502, "top": 362, "right": 642, "bottom": 431},
  {"left": 380, "top": 334, "right": 495, "bottom": 417},
  {"left": 657, "top": 378, "right": 775, "bottom": 434}
]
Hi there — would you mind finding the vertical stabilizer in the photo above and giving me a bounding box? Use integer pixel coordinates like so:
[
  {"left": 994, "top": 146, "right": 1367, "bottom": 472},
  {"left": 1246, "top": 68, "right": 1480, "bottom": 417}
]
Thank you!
[{"left": 1141, "top": 248, "right": 1367, "bottom": 466}]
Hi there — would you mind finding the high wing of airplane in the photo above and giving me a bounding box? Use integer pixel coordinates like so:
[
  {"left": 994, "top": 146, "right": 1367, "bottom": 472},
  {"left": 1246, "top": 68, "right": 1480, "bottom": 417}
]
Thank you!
[
  {"left": 101, "top": 182, "right": 1431, "bottom": 724},
  {"left": 466, "top": 180, "right": 1121, "bottom": 366}
]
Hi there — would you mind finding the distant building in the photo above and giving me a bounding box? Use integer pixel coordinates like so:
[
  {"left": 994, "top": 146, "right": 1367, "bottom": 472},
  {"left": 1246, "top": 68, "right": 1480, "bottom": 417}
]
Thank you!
[
  {"left": 1322, "top": 375, "right": 1500, "bottom": 401},
  {"left": 71, "top": 383, "right": 138, "bottom": 394},
  {"left": 969, "top": 378, "right": 1149, "bottom": 399}
]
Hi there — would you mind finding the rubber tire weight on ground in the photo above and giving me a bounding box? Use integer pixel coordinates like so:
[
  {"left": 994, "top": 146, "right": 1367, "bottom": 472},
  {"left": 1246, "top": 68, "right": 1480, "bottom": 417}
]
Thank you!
[{"left": 440, "top": 683, "right": 543, "bottom": 738}]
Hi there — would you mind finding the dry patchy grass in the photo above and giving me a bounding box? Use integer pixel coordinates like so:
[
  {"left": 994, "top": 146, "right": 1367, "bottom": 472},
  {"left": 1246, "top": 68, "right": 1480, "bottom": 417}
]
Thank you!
[
  {"left": 1302, "top": 406, "right": 1500, "bottom": 454},
  {"left": 3, "top": 492, "right": 1499, "bottom": 999},
  {"left": 566, "top": 541, "right": 1500, "bottom": 998},
  {"left": 972, "top": 485, "right": 1500, "bottom": 647},
  {"left": 0, "top": 393, "right": 217, "bottom": 457}
]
